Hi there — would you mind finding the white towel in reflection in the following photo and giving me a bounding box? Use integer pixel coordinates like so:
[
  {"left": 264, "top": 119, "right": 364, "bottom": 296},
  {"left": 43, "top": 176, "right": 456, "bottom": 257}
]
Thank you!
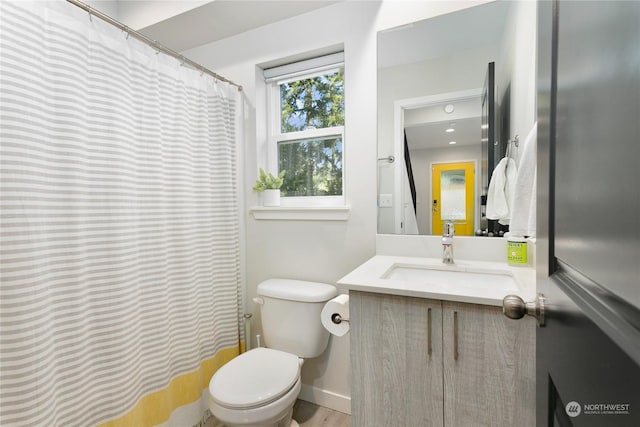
[
  {"left": 486, "top": 157, "right": 517, "bottom": 225},
  {"left": 509, "top": 122, "right": 537, "bottom": 237}
]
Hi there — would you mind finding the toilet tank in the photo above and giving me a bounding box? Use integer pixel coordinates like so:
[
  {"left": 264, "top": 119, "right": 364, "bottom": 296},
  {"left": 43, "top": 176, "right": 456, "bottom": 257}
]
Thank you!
[{"left": 257, "top": 279, "right": 338, "bottom": 358}]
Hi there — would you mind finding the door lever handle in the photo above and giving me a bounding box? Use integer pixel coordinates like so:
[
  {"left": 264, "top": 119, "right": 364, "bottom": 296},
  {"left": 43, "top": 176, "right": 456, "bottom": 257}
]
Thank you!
[{"left": 502, "top": 294, "right": 546, "bottom": 327}]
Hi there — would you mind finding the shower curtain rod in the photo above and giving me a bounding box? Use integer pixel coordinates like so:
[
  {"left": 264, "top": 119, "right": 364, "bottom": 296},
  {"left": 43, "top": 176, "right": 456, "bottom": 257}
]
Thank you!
[{"left": 66, "top": 0, "right": 243, "bottom": 91}]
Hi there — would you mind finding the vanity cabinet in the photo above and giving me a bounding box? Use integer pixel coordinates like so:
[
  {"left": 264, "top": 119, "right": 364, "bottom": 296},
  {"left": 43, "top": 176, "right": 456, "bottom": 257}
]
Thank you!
[
  {"left": 350, "top": 291, "right": 535, "bottom": 427},
  {"left": 350, "top": 291, "right": 444, "bottom": 426}
]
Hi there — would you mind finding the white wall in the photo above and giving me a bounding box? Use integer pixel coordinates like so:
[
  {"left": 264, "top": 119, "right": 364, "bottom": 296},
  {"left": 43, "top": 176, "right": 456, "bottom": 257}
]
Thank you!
[
  {"left": 185, "top": 2, "right": 379, "bottom": 413},
  {"left": 183, "top": 0, "right": 499, "bottom": 414},
  {"left": 496, "top": 0, "right": 537, "bottom": 167}
]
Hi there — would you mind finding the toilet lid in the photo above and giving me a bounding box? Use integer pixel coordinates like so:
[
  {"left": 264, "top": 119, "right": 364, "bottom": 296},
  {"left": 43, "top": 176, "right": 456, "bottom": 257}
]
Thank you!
[{"left": 209, "top": 347, "right": 300, "bottom": 409}]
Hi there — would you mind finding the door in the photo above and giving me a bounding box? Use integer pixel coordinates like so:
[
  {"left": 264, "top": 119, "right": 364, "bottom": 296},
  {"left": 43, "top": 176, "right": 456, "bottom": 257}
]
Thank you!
[
  {"left": 432, "top": 162, "right": 474, "bottom": 236},
  {"left": 531, "top": 2, "right": 640, "bottom": 426}
]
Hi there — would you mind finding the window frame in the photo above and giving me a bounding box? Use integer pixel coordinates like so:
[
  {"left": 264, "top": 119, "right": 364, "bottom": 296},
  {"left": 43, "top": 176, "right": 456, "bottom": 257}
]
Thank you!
[{"left": 266, "top": 64, "right": 345, "bottom": 207}]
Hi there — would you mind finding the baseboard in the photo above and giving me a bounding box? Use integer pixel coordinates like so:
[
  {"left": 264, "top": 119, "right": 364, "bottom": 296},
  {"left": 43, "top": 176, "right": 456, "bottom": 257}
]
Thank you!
[{"left": 299, "top": 384, "right": 351, "bottom": 415}]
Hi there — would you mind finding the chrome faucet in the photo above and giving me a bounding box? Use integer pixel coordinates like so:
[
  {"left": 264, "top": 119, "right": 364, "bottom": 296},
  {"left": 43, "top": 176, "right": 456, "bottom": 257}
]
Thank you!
[{"left": 442, "top": 220, "right": 455, "bottom": 264}]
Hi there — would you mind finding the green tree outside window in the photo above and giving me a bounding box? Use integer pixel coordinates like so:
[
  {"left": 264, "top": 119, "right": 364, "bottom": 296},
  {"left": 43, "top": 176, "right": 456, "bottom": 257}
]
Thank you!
[{"left": 278, "top": 70, "right": 344, "bottom": 197}]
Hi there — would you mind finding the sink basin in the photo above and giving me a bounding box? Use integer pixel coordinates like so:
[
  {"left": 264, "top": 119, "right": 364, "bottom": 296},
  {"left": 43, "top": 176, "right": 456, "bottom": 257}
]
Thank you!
[{"left": 382, "top": 263, "right": 519, "bottom": 294}]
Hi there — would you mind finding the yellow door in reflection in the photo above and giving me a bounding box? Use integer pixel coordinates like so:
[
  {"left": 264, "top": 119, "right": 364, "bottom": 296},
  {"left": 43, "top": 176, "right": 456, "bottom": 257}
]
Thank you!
[{"left": 432, "top": 162, "right": 474, "bottom": 236}]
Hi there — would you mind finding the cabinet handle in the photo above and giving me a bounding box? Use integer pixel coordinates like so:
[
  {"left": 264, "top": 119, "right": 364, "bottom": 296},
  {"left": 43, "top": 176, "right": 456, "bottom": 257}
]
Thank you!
[
  {"left": 427, "top": 307, "right": 432, "bottom": 357},
  {"left": 453, "top": 311, "right": 459, "bottom": 361}
]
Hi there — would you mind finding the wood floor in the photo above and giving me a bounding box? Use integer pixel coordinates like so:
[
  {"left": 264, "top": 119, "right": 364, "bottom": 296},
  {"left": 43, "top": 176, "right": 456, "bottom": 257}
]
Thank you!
[
  {"left": 205, "top": 400, "right": 351, "bottom": 427},
  {"left": 292, "top": 400, "right": 351, "bottom": 427}
]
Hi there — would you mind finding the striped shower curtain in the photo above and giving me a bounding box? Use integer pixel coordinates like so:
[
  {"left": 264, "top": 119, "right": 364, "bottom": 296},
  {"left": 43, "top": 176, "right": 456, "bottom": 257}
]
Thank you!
[{"left": 0, "top": 1, "right": 242, "bottom": 426}]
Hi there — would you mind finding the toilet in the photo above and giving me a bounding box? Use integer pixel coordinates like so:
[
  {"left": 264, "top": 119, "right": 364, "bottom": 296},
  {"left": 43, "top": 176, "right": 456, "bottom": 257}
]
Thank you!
[{"left": 208, "top": 278, "right": 338, "bottom": 427}]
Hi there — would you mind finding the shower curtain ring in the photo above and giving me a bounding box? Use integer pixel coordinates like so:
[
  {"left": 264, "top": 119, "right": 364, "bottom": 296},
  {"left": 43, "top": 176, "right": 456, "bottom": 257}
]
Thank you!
[{"left": 87, "top": 6, "right": 92, "bottom": 22}]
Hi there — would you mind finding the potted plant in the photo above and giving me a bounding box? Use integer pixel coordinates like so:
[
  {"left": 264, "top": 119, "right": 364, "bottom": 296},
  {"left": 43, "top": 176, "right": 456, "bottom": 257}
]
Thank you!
[{"left": 253, "top": 168, "right": 286, "bottom": 207}]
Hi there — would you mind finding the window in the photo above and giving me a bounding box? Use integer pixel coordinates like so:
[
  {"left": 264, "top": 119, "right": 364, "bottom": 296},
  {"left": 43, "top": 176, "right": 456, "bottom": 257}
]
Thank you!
[{"left": 266, "top": 53, "right": 345, "bottom": 206}]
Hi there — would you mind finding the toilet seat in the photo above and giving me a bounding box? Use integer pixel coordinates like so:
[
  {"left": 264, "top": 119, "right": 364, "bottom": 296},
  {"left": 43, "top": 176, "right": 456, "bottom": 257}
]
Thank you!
[{"left": 209, "top": 347, "right": 300, "bottom": 409}]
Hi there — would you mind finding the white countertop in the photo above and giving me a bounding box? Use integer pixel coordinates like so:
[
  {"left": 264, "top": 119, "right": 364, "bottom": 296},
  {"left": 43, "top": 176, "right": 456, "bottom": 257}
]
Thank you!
[{"left": 337, "top": 255, "right": 536, "bottom": 307}]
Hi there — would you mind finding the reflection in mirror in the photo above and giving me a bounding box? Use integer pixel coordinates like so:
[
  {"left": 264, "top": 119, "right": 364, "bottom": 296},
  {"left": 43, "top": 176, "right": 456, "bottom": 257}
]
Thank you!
[
  {"left": 441, "top": 170, "right": 466, "bottom": 220},
  {"left": 434, "top": 162, "right": 474, "bottom": 236},
  {"left": 377, "top": 1, "right": 537, "bottom": 236}
]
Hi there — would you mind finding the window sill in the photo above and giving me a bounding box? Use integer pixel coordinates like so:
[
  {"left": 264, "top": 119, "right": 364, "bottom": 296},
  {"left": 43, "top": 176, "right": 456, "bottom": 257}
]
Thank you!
[{"left": 249, "top": 206, "right": 351, "bottom": 221}]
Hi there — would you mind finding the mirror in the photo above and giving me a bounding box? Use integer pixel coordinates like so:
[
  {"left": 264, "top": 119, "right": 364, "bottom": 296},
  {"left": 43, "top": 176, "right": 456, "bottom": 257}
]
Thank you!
[{"left": 377, "top": 1, "right": 537, "bottom": 236}]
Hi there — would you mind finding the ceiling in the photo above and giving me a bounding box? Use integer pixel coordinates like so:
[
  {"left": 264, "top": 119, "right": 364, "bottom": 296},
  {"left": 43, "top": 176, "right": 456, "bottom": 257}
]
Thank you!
[
  {"left": 403, "top": 95, "right": 483, "bottom": 151},
  {"left": 405, "top": 116, "right": 482, "bottom": 151},
  {"left": 138, "top": 1, "right": 340, "bottom": 52}
]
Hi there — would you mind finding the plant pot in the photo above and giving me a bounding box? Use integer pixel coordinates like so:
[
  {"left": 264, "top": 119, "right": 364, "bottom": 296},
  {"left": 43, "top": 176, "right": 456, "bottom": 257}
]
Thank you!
[{"left": 262, "top": 189, "right": 281, "bottom": 207}]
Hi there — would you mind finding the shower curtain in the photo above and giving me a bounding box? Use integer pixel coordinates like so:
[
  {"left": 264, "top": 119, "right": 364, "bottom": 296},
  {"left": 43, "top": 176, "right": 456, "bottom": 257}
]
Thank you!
[{"left": 0, "top": 1, "right": 243, "bottom": 426}]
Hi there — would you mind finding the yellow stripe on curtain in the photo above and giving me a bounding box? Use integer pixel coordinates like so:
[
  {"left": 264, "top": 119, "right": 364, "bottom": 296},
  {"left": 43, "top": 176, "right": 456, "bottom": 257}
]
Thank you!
[{"left": 99, "top": 344, "right": 244, "bottom": 427}]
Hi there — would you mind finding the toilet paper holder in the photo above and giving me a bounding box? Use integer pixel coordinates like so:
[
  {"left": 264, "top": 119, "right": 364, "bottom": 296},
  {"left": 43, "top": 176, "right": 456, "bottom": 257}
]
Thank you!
[
  {"left": 322, "top": 294, "right": 350, "bottom": 337},
  {"left": 331, "top": 313, "right": 349, "bottom": 325}
]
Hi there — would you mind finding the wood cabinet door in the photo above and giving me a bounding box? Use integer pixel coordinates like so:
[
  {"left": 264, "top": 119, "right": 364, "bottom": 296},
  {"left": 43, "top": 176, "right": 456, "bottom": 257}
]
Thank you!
[
  {"left": 350, "top": 291, "right": 444, "bottom": 427},
  {"left": 442, "top": 301, "right": 535, "bottom": 426}
]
